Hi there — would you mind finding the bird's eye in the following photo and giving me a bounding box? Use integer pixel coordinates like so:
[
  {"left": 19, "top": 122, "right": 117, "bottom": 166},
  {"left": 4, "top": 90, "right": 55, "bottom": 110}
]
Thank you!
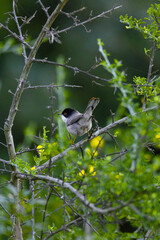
[{"left": 64, "top": 112, "right": 67, "bottom": 116}]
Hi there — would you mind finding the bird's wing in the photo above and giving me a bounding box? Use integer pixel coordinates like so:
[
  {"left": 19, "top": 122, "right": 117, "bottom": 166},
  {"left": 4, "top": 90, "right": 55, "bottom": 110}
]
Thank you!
[{"left": 66, "top": 114, "right": 83, "bottom": 126}]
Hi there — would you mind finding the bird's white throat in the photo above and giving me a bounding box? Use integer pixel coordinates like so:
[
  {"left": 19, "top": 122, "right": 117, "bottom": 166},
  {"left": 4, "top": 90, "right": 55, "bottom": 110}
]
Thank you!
[{"left": 61, "top": 115, "right": 67, "bottom": 123}]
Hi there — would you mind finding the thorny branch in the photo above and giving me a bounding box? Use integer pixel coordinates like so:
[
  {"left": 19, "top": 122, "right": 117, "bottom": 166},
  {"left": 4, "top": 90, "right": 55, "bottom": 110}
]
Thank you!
[
  {"left": 16, "top": 172, "right": 134, "bottom": 215},
  {"left": 0, "top": 22, "right": 32, "bottom": 49},
  {"left": 57, "top": 6, "right": 122, "bottom": 34},
  {"left": 33, "top": 58, "right": 110, "bottom": 82},
  {"left": 24, "top": 83, "right": 83, "bottom": 90}
]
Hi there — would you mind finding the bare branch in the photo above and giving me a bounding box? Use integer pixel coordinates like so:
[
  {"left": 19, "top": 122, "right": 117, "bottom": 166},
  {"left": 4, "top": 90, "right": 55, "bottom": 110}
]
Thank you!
[
  {"left": 0, "top": 158, "right": 12, "bottom": 166},
  {"left": 0, "top": 23, "right": 32, "bottom": 49},
  {"left": 16, "top": 147, "right": 37, "bottom": 155},
  {"left": 24, "top": 83, "right": 83, "bottom": 90},
  {"left": 57, "top": 6, "right": 122, "bottom": 34},
  {"left": 21, "top": 11, "right": 37, "bottom": 28},
  {"left": 12, "top": 0, "right": 27, "bottom": 61},
  {"left": 33, "top": 58, "right": 110, "bottom": 82}
]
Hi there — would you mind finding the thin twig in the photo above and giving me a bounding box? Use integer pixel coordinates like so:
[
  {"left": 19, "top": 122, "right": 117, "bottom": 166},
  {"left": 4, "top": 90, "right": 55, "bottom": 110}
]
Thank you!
[
  {"left": 37, "top": 0, "right": 50, "bottom": 18},
  {"left": 61, "top": 7, "right": 86, "bottom": 18},
  {"left": 44, "top": 217, "right": 83, "bottom": 240},
  {"left": 33, "top": 58, "right": 110, "bottom": 82},
  {"left": 0, "top": 203, "right": 12, "bottom": 216},
  {"left": 40, "top": 188, "right": 53, "bottom": 239},
  {"left": 24, "top": 83, "right": 83, "bottom": 90},
  {"left": 12, "top": 0, "right": 27, "bottom": 61},
  {"left": 110, "top": 149, "right": 128, "bottom": 163},
  {"left": 16, "top": 148, "right": 36, "bottom": 155},
  {"left": 30, "top": 180, "right": 35, "bottom": 240},
  {"left": 96, "top": 150, "right": 127, "bottom": 159},
  {"left": 0, "top": 23, "right": 32, "bottom": 49}
]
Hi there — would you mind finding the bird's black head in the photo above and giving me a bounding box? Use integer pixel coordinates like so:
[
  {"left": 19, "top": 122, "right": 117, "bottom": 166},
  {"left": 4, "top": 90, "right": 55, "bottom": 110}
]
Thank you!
[{"left": 61, "top": 108, "right": 76, "bottom": 118}]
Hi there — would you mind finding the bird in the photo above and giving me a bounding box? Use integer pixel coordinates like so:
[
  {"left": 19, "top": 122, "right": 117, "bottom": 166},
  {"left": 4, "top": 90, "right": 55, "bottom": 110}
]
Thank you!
[{"left": 59, "top": 97, "right": 100, "bottom": 144}]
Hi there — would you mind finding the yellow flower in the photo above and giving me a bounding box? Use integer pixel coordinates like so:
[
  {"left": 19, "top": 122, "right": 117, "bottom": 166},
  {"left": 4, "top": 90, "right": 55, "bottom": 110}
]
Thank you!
[
  {"left": 85, "top": 148, "right": 98, "bottom": 158},
  {"left": 90, "top": 136, "right": 104, "bottom": 149},
  {"left": 92, "top": 151, "right": 98, "bottom": 157},
  {"left": 89, "top": 165, "right": 96, "bottom": 176},
  {"left": 155, "top": 133, "right": 160, "bottom": 139},
  {"left": 37, "top": 145, "right": 44, "bottom": 154},
  {"left": 78, "top": 166, "right": 96, "bottom": 177},
  {"left": 78, "top": 169, "right": 86, "bottom": 177},
  {"left": 31, "top": 166, "right": 36, "bottom": 171}
]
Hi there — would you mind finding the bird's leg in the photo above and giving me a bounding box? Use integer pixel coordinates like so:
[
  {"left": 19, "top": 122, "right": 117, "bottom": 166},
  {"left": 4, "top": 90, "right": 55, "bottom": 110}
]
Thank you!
[
  {"left": 87, "top": 129, "right": 92, "bottom": 139},
  {"left": 72, "top": 136, "right": 77, "bottom": 145}
]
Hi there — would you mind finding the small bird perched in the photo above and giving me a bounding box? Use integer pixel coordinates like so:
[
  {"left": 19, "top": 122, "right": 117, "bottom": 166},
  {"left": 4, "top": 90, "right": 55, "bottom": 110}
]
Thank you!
[{"left": 59, "top": 97, "right": 100, "bottom": 143}]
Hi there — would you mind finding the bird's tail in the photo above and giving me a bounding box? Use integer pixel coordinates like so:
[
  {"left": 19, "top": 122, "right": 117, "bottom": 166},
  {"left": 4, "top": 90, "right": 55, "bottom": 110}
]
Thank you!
[{"left": 84, "top": 97, "right": 100, "bottom": 117}]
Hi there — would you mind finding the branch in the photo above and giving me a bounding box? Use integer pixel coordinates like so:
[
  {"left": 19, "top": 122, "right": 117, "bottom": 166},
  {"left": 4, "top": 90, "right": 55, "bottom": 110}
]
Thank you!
[
  {"left": 57, "top": 5, "right": 122, "bottom": 34},
  {"left": 24, "top": 83, "right": 82, "bottom": 90},
  {"left": 30, "top": 180, "right": 35, "bottom": 240},
  {"left": 40, "top": 188, "right": 53, "bottom": 239},
  {"left": 0, "top": 23, "right": 32, "bottom": 49},
  {"left": 34, "top": 57, "right": 160, "bottom": 86},
  {"left": 33, "top": 58, "right": 110, "bottom": 82},
  {"left": 0, "top": 158, "right": 12, "bottom": 165},
  {"left": 44, "top": 216, "right": 83, "bottom": 240},
  {"left": 17, "top": 172, "right": 133, "bottom": 215}
]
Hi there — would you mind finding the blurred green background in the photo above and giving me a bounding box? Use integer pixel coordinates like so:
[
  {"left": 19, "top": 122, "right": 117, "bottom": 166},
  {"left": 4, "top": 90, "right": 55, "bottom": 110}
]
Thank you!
[{"left": 0, "top": 0, "right": 159, "bottom": 158}]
